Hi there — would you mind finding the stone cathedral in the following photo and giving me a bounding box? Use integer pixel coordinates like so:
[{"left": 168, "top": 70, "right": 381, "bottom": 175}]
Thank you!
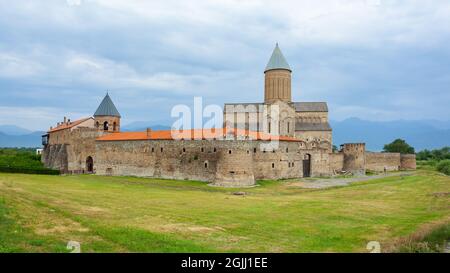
[{"left": 42, "top": 44, "right": 416, "bottom": 187}]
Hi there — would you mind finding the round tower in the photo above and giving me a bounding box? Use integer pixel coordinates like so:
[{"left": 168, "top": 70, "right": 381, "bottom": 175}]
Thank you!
[
  {"left": 213, "top": 145, "right": 255, "bottom": 187},
  {"left": 94, "top": 93, "right": 121, "bottom": 132},
  {"left": 264, "top": 43, "right": 292, "bottom": 103},
  {"left": 342, "top": 143, "right": 366, "bottom": 176}
]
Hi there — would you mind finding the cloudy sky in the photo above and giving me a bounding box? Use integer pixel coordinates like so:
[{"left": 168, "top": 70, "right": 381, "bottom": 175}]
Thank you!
[{"left": 0, "top": 0, "right": 449, "bottom": 131}]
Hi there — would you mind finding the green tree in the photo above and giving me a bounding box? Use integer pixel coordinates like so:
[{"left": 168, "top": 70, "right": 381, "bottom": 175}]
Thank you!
[
  {"left": 383, "top": 139, "right": 415, "bottom": 154},
  {"left": 416, "top": 147, "right": 450, "bottom": 161},
  {"left": 332, "top": 145, "right": 338, "bottom": 152}
]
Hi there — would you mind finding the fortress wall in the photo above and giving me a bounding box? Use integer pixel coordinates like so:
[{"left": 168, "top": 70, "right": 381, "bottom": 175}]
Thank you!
[
  {"left": 43, "top": 128, "right": 107, "bottom": 173},
  {"left": 252, "top": 141, "right": 304, "bottom": 180},
  {"left": 329, "top": 153, "right": 344, "bottom": 174},
  {"left": 308, "top": 149, "right": 332, "bottom": 177},
  {"left": 214, "top": 143, "right": 255, "bottom": 187},
  {"left": 95, "top": 140, "right": 220, "bottom": 182},
  {"left": 42, "top": 144, "right": 68, "bottom": 172},
  {"left": 365, "top": 152, "right": 401, "bottom": 172},
  {"left": 94, "top": 139, "right": 333, "bottom": 184},
  {"left": 66, "top": 128, "right": 106, "bottom": 172},
  {"left": 400, "top": 154, "right": 417, "bottom": 170},
  {"left": 47, "top": 129, "right": 69, "bottom": 145}
]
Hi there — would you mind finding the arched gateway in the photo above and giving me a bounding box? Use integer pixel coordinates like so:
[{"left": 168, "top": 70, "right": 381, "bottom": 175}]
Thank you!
[
  {"left": 86, "top": 156, "right": 94, "bottom": 173},
  {"left": 303, "top": 154, "right": 311, "bottom": 177}
]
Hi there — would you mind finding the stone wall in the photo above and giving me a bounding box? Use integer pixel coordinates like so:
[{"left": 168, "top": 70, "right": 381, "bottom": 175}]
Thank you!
[
  {"left": 329, "top": 153, "right": 344, "bottom": 174},
  {"left": 296, "top": 111, "right": 329, "bottom": 124},
  {"left": 400, "top": 154, "right": 416, "bottom": 170},
  {"left": 294, "top": 131, "right": 332, "bottom": 153},
  {"left": 43, "top": 128, "right": 106, "bottom": 173},
  {"left": 342, "top": 143, "right": 366, "bottom": 175},
  {"left": 365, "top": 152, "right": 401, "bottom": 172},
  {"left": 94, "top": 138, "right": 333, "bottom": 186},
  {"left": 253, "top": 141, "right": 305, "bottom": 180},
  {"left": 42, "top": 144, "right": 68, "bottom": 172},
  {"left": 44, "top": 126, "right": 417, "bottom": 186},
  {"left": 66, "top": 128, "right": 106, "bottom": 172}
]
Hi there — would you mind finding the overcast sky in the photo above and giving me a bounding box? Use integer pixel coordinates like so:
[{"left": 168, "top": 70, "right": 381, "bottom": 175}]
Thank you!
[{"left": 0, "top": 0, "right": 449, "bottom": 130}]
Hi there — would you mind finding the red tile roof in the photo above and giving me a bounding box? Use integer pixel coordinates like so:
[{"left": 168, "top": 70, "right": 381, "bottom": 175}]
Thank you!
[
  {"left": 96, "top": 128, "right": 301, "bottom": 142},
  {"left": 48, "top": 117, "right": 92, "bottom": 133}
]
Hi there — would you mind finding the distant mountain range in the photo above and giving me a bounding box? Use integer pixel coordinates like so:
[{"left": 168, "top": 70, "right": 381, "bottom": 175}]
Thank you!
[
  {"left": 0, "top": 131, "right": 44, "bottom": 148},
  {"left": 0, "top": 119, "right": 449, "bottom": 151},
  {"left": 331, "top": 118, "right": 450, "bottom": 151},
  {"left": 0, "top": 125, "right": 34, "bottom": 135}
]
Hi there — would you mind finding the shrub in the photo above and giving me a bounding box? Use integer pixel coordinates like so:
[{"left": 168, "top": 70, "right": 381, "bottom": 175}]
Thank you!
[
  {"left": 436, "top": 160, "right": 450, "bottom": 175},
  {"left": 0, "top": 148, "right": 58, "bottom": 175},
  {"left": 417, "top": 147, "right": 450, "bottom": 161},
  {"left": 0, "top": 166, "right": 59, "bottom": 175}
]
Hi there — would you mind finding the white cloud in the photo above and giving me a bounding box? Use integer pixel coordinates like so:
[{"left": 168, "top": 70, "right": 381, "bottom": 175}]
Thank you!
[
  {"left": 62, "top": 52, "right": 240, "bottom": 94},
  {"left": 0, "top": 53, "right": 44, "bottom": 78},
  {"left": 0, "top": 0, "right": 450, "bottom": 128}
]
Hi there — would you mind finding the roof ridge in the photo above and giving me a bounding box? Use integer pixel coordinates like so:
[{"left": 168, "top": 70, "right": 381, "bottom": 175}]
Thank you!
[
  {"left": 265, "top": 43, "right": 291, "bottom": 72},
  {"left": 48, "top": 117, "right": 92, "bottom": 133},
  {"left": 94, "top": 94, "right": 121, "bottom": 117}
]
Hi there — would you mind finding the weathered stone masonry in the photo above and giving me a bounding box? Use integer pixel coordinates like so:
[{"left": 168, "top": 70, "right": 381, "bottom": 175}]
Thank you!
[{"left": 42, "top": 44, "right": 416, "bottom": 187}]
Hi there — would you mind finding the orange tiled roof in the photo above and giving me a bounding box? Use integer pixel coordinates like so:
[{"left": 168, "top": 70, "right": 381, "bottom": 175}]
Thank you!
[
  {"left": 96, "top": 128, "right": 301, "bottom": 142},
  {"left": 48, "top": 117, "right": 92, "bottom": 133}
]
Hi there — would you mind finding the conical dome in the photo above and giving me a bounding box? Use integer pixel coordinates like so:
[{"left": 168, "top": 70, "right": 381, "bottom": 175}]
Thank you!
[
  {"left": 94, "top": 93, "right": 121, "bottom": 117},
  {"left": 264, "top": 43, "right": 291, "bottom": 72}
]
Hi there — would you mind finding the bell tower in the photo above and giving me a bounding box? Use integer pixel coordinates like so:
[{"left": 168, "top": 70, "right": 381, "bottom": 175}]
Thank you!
[
  {"left": 264, "top": 43, "right": 292, "bottom": 103},
  {"left": 94, "top": 93, "right": 121, "bottom": 132}
]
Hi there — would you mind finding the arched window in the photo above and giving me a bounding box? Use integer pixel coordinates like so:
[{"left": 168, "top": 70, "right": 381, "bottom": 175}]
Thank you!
[
  {"left": 103, "top": 121, "right": 109, "bottom": 131},
  {"left": 113, "top": 122, "right": 117, "bottom": 131},
  {"left": 204, "top": 161, "right": 208, "bottom": 168},
  {"left": 95, "top": 121, "right": 99, "bottom": 128}
]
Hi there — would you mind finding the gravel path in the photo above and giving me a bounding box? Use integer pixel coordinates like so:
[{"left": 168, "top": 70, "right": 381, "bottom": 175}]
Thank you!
[{"left": 294, "top": 172, "right": 414, "bottom": 189}]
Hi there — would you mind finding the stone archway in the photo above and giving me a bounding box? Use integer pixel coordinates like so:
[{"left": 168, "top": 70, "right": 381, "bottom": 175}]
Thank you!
[
  {"left": 303, "top": 154, "right": 311, "bottom": 177},
  {"left": 86, "top": 156, "right": 94, "bottom": 173}
]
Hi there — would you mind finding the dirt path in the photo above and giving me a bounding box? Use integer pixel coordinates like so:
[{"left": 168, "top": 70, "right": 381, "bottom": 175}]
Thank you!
[{"left": 293, "top": 171, "right": 415, "bottom": 189}]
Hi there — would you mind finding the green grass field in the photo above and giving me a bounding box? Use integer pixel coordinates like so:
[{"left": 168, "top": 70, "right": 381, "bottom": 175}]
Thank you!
[{"left": 0, "top": 170, "right": 449, "bottom": 253}]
